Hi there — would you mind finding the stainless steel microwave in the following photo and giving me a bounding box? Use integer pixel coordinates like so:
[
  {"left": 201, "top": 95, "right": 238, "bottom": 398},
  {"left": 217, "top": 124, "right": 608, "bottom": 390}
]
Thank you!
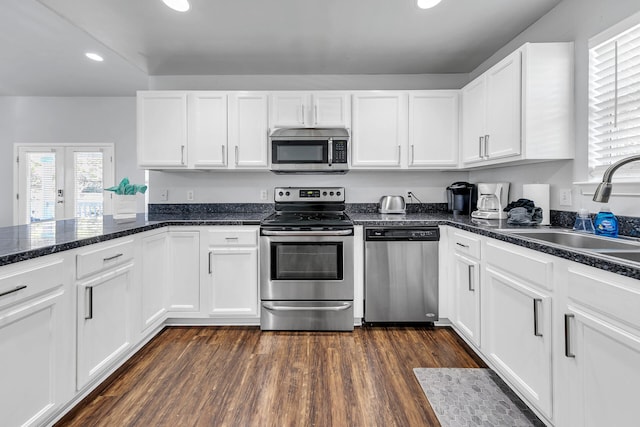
[{"left": 269, "top": 128, "right": 349, "bottom": 174}]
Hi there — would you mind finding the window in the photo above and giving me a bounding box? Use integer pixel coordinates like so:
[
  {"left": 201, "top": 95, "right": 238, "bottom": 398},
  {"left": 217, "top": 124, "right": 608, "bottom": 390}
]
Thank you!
[
  {"left": 589, "top": 19, "right": 640, "bottom": 180},
  {"left": 14, "top": 144, "right": 114, "bottom": 225}
]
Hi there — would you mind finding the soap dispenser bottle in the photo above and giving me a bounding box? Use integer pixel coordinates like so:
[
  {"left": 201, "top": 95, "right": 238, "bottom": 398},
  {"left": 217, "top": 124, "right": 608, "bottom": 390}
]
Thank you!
[
  {"left": 573, "top": 209, "right": 595, "bottom": 234},
  {"left": 594, "top": 206, "right": 619, "bottom": 237}
]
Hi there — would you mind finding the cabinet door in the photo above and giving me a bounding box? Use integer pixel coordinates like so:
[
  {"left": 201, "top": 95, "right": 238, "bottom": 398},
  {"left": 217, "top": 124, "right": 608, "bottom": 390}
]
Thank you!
[
  {"left": 351, "top": 93, "right": 408, "bottom": 168},
  {"left": 409, "top": 91, "right": 459, "bottom": 168},
  {"left": 483, "top": 266, "right": 553, "bottom": 419},
  {"left": 269, "top": 92, "right": 311, "bottom": 128},
  {"left": 77, "top": 265, "right": 133, "bottom": 390},
  {"left": 228, "top": 93, "right": 269, "bottom": 169},
  {"left": 485, "top": 50, "right": 522, "bottom": 160},
  {"left": 313, "top": 93, "right": 351, "bottom": 127},
  {"left": 564, "top": 306, "right": 640, "bottom": 427},
  {"left": 0, "top": 289, "right": 68, "bottom": 427},
  {"left": 452, "top": 253, "right": 481, "bottom": 346},
  {"left": 141, "top": 233, "right": 168, "bottom": 331},
  {"left": 208, "top": 247, "right": 258, "bottom": 317},
  {"left": 188, "top": 92, "right": 228, "bottom": 168},
  {"left": 461, "top": 78, "right": 486, "bottom": 164},
  {"left": 137, "top": 92, "right": 188, "bottom": 168},
  {"left": 168, "top": 231, "right": 200, "bottom": 312}
]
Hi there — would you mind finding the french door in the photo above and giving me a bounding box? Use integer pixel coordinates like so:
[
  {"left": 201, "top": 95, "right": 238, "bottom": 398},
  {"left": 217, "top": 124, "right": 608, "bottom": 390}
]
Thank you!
[{"left": 15, "top": 144, "right": 114, "bottom": 225}]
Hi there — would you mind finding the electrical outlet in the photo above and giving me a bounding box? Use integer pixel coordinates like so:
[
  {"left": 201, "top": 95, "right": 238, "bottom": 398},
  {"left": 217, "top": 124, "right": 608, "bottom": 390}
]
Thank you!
[
  {"left": 160, "top": 189, "right": 168, "bottom": 202},
  {"left": 559, "top": 188, "right": 572, "bottom": 206},
  {"left": 260, "top": 189, "right": 268, "bottom": 201},
  {"left": 187, "top": 190, "right": 194, "bottom": 201}
]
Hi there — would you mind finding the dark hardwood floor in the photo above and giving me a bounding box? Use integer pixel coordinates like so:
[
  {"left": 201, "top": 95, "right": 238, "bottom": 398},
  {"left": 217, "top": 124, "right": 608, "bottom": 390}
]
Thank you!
[{"left": 56, "top": 326, "right": 485, "bottom": 427}]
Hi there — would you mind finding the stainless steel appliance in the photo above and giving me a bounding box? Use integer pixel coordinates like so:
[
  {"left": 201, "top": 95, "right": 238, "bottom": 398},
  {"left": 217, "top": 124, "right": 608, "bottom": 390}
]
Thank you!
[
  {"left": 472, "top": 182, "right": 510, "bottom": 220},
  {"left": 269, "top": 128, "right": 349, "bottom": 174},
  {"left": 260, "top": 187, "right": 354, "bottom": 331},
  {"left": 446, "top": 182, "right": 477, "bottom": 215},
  {"left": 378, "top": 195, "right": 406, "bottom": 214},
  {"left": 364, "top": 227, "right": 439, "bottom": 323}
]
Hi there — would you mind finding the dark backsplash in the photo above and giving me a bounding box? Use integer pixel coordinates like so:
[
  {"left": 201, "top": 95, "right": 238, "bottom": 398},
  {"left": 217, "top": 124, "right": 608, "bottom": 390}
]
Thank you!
[{"left": 148, "top": 203, "right": 274, "bottom": 215}]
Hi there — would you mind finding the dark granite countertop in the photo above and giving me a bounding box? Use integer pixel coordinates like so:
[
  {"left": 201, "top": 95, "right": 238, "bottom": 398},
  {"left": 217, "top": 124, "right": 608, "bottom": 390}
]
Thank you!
[{"left": 1, "top": 211, "right": 639, "bottom": 281}]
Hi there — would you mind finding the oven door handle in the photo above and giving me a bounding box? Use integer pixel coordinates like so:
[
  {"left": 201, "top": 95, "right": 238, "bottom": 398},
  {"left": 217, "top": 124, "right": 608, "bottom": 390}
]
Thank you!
[
  {"left": 262, "top": 302, "right": 352, "bottom": 312},
  {"left": 261, "top": 229, "right": 353, "bottom": 236}
]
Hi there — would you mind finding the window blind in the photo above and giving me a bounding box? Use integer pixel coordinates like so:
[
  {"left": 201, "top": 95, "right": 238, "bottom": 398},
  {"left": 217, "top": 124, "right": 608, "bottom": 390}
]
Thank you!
[{"left": 589, "top": 22, "right": 640, "bottom": 180}]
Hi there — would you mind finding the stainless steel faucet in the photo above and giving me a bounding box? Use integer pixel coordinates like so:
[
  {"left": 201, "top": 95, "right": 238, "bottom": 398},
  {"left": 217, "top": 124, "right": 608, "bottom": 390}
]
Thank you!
[{"left": 592, "top": 154, "right": 640, "bottom": 202}]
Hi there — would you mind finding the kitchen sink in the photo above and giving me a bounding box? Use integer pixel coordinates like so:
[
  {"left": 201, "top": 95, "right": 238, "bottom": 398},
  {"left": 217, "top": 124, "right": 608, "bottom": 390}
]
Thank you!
[
  {"left": 499, "top": 229, "right": 640, "bottom": 251},
  {"left": 599, "top": 251, "right": 640, "bottom": 263}
]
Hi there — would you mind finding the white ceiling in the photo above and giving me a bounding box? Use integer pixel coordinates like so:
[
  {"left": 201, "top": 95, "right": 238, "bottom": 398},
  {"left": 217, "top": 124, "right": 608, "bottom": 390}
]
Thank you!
[{"left": 1, "top": 0, "right": 563, "bottom": 96}]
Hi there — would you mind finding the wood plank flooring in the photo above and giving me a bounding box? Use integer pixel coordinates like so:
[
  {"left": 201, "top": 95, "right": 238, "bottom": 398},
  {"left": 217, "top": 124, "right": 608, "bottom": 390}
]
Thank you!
[{"left": 56, "top": 326, "right": 485, "bottom": 427}]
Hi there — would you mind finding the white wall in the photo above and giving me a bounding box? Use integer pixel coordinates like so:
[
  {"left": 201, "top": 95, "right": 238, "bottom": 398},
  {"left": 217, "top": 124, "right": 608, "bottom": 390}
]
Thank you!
[
  {"left": 467, "top": 0, "right": 640, "bottom": 217},
  {"left": 149, "top": 170, "right": 469, "bottom": 204},
  {"left": 0, "top": 96, "right": 143, "bottom": 226}
]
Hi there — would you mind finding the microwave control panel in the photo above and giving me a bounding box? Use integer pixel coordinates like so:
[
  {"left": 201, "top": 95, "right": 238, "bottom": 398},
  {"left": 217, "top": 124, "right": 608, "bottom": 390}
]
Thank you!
[{"left": 332, "top": 140, "right": 348, "bottom": 163}]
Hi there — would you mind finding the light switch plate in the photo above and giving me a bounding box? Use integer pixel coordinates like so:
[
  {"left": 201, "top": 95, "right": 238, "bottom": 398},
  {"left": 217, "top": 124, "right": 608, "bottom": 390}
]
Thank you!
[
  {"left": 187, "top": 190, "right": 194, "bottom": 201},
  {"left": 160, "top": 189, "right": 168, "bottom": 202},
  {"left": 559, "top": 188, "right": 572, "bottom": 206}
]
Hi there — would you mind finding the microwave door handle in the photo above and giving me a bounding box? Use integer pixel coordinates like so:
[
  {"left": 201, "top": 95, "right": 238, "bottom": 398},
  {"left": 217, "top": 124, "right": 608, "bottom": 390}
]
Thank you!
[{"left": 328, "top": 138, "right": 333, "bottom": 166}]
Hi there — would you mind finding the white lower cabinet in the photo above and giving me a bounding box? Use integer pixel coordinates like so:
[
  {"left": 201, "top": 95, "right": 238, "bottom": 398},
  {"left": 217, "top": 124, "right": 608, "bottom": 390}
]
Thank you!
[
  {"left": 167, "top": 230, "right": 201, "bottom": 313},
  {"left": 562, "top": 265, "right": 640, "bottom": 427},
  {"left": 0, "top": 257, "right": 71, "bottom": 427},
  {"left": 204, "top": 227, "right": 259, "bottom": 318},
  {"left": 449, "top": 229, "right": 482, "bottom": 347},
  {"left": 141, "top": 231, "right": 169, "bottom": 332}
]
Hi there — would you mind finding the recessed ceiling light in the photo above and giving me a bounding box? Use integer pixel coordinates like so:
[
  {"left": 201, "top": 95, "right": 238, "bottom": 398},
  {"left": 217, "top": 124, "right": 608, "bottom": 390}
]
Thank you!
[
  {"left": 417, "top": 0, "right": 442, "bottom": 9},
  {"left": 162, "top": 0, "right": 190, "bottom": 12},
  {"left": 85, "top": 52, "right": 104, "bottom": 62}
]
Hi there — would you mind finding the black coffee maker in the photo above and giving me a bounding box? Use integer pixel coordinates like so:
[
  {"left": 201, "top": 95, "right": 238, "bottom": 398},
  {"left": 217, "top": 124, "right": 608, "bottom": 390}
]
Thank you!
[{"left": 446, "top": 182, "right": 477, "bottom": 215}]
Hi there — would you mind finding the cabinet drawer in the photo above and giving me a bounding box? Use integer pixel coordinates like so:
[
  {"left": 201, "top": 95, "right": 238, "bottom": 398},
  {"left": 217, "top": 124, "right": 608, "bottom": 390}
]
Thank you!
[
  {"left": 207, "top": 228, "right": 257, "bottom": 246},
  {"left": 76, "top": 239, "right": 135, "bottom": 279},
  {"left": 568, "top": 265, "right": 640, "bottom": 330},
  {"left": 451, "top": 229, "right": 481, "bottom": 259},
  {"left": 485, "top": 240, "right": 553, "bottom": 291},
  {"left": 0, "top": 257, "right": 66, "bottom": 309}
]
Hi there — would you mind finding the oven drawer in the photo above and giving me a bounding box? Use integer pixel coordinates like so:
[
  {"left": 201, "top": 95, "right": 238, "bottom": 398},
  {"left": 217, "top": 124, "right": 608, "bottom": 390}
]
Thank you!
[{"left": 260, "top": 301, "right": 354, "bottom": 331}]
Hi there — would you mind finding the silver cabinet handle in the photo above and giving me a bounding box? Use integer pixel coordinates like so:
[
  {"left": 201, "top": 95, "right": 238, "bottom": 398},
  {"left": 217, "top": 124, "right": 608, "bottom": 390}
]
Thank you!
[
  {"left": 484, "top": 135, "right": 490, "bottom": 158},
  {"left": 85, "top": 287, "right": 93, "bottom": 320},
  {"left": 0, "top": 285, "right": 27, "bottom": 298},
  {"left": 564, "top": 314, "right": 575, "bottom": 358},
  {"left": 533, "top": 298, "right": 543, "bottom": 337},
  {"left": 410, "top": 144, "right": 415, "bottom": 165},
  {"left": 468, "top": 264, "right": 475, "bottom": 292},
  {"left": 222, "top": 145, "right": 226, "bottom": 165},
  {"left": 456, "top": 242, "right": 469, "bottom": 248},
  {"left": 301, "top": 104, "right": 305, "bottom": 125},
  {"left": 235, "top": 146, "right": 239, "bottom": 166},
  {"left": 103, "top": 253, "right": 123, "bottom": 262},
  {"left": 397, "top": 145, "right": 402, "bottom": 165},
  {"left": 263, "top": 302, "right": 352, "bottom": 312},
  {"left": 225, "top": 237, "right": 239, "bottom": 241},
  {"left": 314, "top": 104, "right": 318, "bottom": 125},
  {"left": 208, "top": 251, "right": 213, "bottom": 274},
  {"left": 181, "top": 145, "right": 185, "bottom": 165},
  {"left": 479, "top": 136, "right": 484, "bottom": 158}
]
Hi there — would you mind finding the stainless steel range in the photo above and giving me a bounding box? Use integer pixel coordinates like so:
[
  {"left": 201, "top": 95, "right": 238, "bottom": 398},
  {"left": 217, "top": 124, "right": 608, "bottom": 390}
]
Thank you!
[{"left": 260, "top": 187, "right": 354, "bottom": 331}]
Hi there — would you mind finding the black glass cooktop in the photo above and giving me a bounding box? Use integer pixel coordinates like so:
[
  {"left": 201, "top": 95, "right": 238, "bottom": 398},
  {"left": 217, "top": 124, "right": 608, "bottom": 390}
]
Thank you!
[{"left": 261, "top": 211, "right": 352, "bottom": 228}]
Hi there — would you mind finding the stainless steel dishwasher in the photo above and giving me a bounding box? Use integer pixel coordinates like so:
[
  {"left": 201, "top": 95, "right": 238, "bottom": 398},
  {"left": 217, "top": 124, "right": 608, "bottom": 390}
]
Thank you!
[{"left": 364, "top": 227, "right": 439, "bottom": 323}]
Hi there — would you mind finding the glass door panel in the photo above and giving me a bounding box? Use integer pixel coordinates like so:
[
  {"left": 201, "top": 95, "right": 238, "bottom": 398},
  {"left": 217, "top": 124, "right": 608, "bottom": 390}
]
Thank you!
[{"left": 71, "top": 151, "right": 104, "bottom": 219}]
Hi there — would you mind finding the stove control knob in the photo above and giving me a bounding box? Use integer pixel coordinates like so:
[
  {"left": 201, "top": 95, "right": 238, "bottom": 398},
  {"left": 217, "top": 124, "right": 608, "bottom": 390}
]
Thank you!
[
  {"left": 285, "top": 191, "right": 290, "bottom": 196},
  {"left": 278, "top": 191, "right": 284, "bottom": 196},
  {"left": 337, "top": 191, "right": 341, "bottom": 196},
  {"left": 323, "top": 191, "right": 327, "bottom": 196},
  {"left": 330, "top": 191, "right": 334, "bottom": 196}
]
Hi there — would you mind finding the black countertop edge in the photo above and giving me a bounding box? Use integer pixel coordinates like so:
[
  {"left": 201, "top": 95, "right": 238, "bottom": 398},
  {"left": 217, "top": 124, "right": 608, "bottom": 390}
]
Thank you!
[{"left": 1, "top": 212, "right": 639, "bottom": 281}]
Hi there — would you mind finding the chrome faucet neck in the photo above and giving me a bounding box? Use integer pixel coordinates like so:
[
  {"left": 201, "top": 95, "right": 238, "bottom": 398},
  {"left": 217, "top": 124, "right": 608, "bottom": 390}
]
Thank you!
[{"left": 593, "top": 154, "right": 640, "bottom": 202}]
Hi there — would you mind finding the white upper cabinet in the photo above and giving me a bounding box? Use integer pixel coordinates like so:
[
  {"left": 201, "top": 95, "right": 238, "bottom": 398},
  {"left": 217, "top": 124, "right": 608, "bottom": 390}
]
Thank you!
[
  {"left": 137, "top": 91, "right": 188, "bottom": 168},
  {"left": 408, "top": 91, "right": 459, "bottom": 168},
  {"left": 461, "top": 42, "right": 574, "bottom": 167},
  {"left": 269, "top": 92, "right": 350, "bottom": 128},
  {"left": 351, "top": 92, "right": 408, "bottom": 168},
  {"left": 188, "top": 92, "right": 228, "bottom": 169},
  {"left": 228, "top": 92, "right": 269, "bottom": 169}
]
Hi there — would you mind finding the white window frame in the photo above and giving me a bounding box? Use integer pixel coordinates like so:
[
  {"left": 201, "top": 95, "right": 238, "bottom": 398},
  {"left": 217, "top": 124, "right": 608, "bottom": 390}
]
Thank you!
[
  {"left": 588, "top": 12, "right": 640, "bottom": 183},
  {"left": 13, "top": 143, "right": 115, "bottom": 225}
]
